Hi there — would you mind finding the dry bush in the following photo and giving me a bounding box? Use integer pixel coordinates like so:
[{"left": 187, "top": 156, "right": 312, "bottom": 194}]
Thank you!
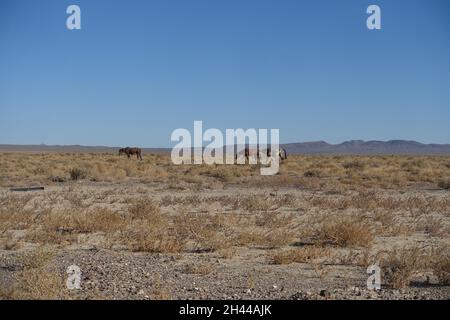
[
  {"left": 234, "top": 209, "right": 295, "bottom": 249},
  {"left": 379, "top": 246, "right": 425, "bottom": 289},
  {"left": 121, "top": 201, "right": 182, "bottom": 252},
  {"left": 428, "top": 245, "right": 450, "bottom": 284},
  {"left": 173, "top": 213, "right": 234, "bottom": 252},
  {"left": 415, "top": 215, "right": 444, "bottom": 236},
  {"left": 262, "top": 228, "right": 296, "bottom": 249},
  {"left": 128, "top": 198, "right": 161, "bottom": 219},
  {"left": 19, "top": 246, "right": 56, "bottom": 269},
  {"left": 42, "top": 208, "right": 124, "bottom": 234},
  {"left": 271, "top": 246, "right": 331, "bottom": 265},
  {"left": 236, "top": 227, "right": 266, "bottom": 247},
  {"left": 236, "top": 225, "right": 295, "bottom": 249},
  {"left": 122, "top": 220, "right": 183, "bottom": 253},
  {"left": 0, "top": 208, "right": 37, "bottom": 233},
  {"left": 7, "top": 268, "right": 67, "bottom": 300},
  {"left": 71, "top": 208, "right": 125, "bottom": 233},
  {"left": 372, "top": 209, "right": 395, "bottom": 230},
  {"left": 69, "top": 167, "right": 88, "bottom": 180},
  {"left": 1, "top": 247, "right": 68, "bottom": 300},
  {"left": 300, "top": 213, "right": 374, "bottom": 247}
]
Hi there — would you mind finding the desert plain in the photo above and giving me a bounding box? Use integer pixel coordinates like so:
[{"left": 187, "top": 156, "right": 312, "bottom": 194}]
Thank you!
[{"left": 0, "top": 152, "right": 449, "bottom": 299}]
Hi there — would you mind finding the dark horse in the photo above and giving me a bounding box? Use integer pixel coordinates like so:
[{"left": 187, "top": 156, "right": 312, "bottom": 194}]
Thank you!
[{"left": 118, "top": 147, "right": 143, "bottom": 160}]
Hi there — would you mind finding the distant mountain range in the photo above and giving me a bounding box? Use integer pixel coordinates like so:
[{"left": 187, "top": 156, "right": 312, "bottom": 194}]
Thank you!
[
  {"left": 1, "top": 140, "right": 450, "bottom": 155},
  {"left": 283, "top": 140, "right": 450, "bottom": 155}
]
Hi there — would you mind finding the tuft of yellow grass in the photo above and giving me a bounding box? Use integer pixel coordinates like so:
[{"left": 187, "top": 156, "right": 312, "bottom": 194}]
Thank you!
[{"left": 271, "top": 246, "right": 331, "bottom": 265}]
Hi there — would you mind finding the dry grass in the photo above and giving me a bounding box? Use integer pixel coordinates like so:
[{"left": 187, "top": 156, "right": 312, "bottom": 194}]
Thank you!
[
  {"left": 428, "top": 245, "right": 450, "bottom": 285},
  {"left": 379, "top": 246, "right": 426, "bottom": 289},
  {"left": 299, "top": 212, "right": 374, "bottom": 247},
  {"left": 0, "top": 247, "right": 68, "bottom": 300},
  {"left": 1, "top": 153, "right": 449, "bottom": 190},
  {"left": 1, "top": 152, "right": 449, "bottom": 298},
  {"left": 271, "top": 246, "right": 331, "bottom": 265}
]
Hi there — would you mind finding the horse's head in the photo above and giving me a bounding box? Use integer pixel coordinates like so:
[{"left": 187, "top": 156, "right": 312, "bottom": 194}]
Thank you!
[{"left": 118, "top": 148, "right": 125, "bottom": 155}]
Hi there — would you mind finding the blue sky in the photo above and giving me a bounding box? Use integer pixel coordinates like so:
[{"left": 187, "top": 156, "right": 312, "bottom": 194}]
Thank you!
[{"left": 0, "top": 0, "right": 449, "bottom": 147}]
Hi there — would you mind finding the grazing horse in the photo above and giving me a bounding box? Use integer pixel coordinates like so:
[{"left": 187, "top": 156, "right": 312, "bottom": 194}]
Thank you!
[{"left": 118, "top": 147, "right": 143, "bottom": 160}]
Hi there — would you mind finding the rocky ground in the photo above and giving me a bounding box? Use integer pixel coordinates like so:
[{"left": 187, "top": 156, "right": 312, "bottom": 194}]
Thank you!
[
  {"left": 1, "top": 246, "right": 448, "bottom": 300},
  {"left": 1, "top": 183, "right": 449, "bottom": 300}
]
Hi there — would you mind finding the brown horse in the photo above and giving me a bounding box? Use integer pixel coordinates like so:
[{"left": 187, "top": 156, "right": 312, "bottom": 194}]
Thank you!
[{"left": 118, "top": 147, "right": 143, "bottom": 160}]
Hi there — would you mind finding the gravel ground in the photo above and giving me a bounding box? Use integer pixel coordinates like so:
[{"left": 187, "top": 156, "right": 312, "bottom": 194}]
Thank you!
[{"left": 1, "top": 247, "right": 448, "bottom": 300}]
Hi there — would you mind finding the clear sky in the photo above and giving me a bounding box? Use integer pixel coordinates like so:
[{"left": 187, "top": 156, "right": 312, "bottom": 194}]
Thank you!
[{"left": 1, "top": 0, "right": 449, "bottom": 147}]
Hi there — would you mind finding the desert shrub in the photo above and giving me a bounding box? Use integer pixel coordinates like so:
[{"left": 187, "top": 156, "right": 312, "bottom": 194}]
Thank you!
[
  {"left": 415, "top": 215, "right": 443, "bottom": 236},
  {"left": 69, "top": 167, "right": 88, "bottom": 180},
  {"left": 1, "top": 247, "right": 67, "bottom": 300},
  {"left": 300, "top": 213, "right": 374, "bottom": 247},
  {"left": 128, "top": 198, "right": 161, "bottom": 220},
  {"left": 380, "top": 246, "right": 425, "bottom": 289},
  {"left": 262, "top": 228, "right": 295, "bottom": 249},
  {"left": 123, "top": 220, "right": 183, "bottom": 253},
  {"left": 173, "top": 213, "right": 234, "bottom": 252},
  {"left": 8, "top": 268, "right": 66, "bottom": 300},
  {"left": 428, "top": 245, "right": 450, "bottom": 285},
  {"left": 119, "top": 201, "right": 184, "bottom": 252},
  {"left": 71, "top": 208, "right": 125, "bottom": 233},
  {"left": 0, "top": 195, "right": 36, "bottom": 232}
]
